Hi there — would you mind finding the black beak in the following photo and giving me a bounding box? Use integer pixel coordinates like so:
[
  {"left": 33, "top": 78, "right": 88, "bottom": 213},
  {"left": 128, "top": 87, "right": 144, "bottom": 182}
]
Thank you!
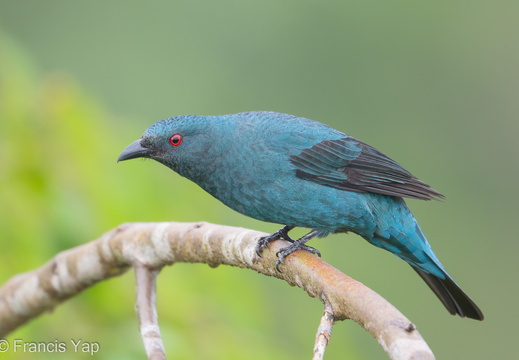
[{"left": 118, "top": 139, "right": 153, "bottom": 162}]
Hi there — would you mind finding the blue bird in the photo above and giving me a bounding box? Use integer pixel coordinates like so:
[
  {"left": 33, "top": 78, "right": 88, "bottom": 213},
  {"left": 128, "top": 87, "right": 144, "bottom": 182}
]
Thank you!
[{"left": 118, "top": 111, "right": 483, "bottom": 320}]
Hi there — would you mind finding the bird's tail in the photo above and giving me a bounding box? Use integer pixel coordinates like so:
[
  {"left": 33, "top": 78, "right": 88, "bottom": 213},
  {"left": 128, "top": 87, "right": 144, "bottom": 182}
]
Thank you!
[
  {"left": 368, "top": 221, "right": 484, "bottom": 320},
  {"left": 411, "top": 266, "right": 484, "bottom": 320}
]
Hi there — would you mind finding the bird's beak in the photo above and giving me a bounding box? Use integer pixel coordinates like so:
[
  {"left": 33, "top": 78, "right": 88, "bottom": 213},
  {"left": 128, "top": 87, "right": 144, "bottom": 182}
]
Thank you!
[{"left": 117, "top": 139, "right": 153, "bottom": 162}]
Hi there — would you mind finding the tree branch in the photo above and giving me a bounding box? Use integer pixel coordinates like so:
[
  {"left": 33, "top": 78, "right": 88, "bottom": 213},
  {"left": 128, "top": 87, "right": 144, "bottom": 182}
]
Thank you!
[
  {"left": 135, "top": 265, "right": 165, "bottom": 360},
  {"left": 0, "top": 222, "right": 435, "bottom": 359},
  {"left": 313, "top": 296, "right": 335, "bottom": 360}
]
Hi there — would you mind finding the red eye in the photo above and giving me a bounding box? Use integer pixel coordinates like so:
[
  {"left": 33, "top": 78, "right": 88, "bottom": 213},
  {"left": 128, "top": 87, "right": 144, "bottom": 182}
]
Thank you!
[{"left": 169, "top": 134, "right": 183, "bottom": 146}]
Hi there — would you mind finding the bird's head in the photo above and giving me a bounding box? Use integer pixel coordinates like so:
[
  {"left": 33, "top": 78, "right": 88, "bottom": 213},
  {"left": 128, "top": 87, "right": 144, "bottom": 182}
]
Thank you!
[{"left": 118, "top": 115, "right": 227, "bottom": 179}]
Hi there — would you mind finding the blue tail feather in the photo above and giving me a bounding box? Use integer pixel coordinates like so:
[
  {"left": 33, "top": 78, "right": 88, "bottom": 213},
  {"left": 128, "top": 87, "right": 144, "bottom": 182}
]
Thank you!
[
  {"left": 367, "top": 225, "right": 483, "bottom": 320},
  {"left": 368, "top": 224, "right": 446, "bottom": 279}
]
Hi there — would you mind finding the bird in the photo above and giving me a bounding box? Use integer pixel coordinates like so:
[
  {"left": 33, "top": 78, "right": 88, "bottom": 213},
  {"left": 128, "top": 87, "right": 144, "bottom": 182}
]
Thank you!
[{"left": 118, "top": 111, "right": 483, "bottom": 320}]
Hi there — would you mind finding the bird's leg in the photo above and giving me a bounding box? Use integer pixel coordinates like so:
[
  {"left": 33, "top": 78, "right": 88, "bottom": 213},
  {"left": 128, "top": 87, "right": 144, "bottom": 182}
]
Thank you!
[
  {"left": 275, "top": 230, "right": 321, "bottom": 272},
  {"left": 255, "top": 225, "right": 295, "bottom": 257}
]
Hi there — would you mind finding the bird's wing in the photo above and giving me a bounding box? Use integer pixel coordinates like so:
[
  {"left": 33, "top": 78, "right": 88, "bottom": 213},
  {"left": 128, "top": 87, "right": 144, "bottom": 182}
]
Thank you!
[{"left": 290, "top": 137, "right": 443, "bottom": 200}]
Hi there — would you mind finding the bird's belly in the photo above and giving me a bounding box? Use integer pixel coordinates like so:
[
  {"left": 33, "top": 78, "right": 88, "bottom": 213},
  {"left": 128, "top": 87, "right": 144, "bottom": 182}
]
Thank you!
[{"left": 213, "top": 177, "right": 378, "bottom": 236}]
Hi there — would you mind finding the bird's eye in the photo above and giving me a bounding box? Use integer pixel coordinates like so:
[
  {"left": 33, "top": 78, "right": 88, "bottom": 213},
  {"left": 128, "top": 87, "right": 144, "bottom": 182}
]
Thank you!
[{"left": 169, "top": 134, "right": 183, "bottom": 146}]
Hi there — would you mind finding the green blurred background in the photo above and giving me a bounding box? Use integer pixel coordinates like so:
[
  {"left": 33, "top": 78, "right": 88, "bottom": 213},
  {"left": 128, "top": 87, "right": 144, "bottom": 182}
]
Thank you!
[{"left": 0, "top": 1, "right": 517, "bottom": 359}]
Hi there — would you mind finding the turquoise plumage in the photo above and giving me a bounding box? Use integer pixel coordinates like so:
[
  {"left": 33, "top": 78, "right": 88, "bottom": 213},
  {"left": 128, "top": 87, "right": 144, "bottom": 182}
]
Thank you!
[{"left": 118, "top": 111, "right": 483, "bottom": 320}]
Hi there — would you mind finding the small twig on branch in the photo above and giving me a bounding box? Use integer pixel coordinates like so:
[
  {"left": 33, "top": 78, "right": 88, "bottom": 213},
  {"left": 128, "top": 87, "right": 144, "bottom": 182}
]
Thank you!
[
  {"left": 313, "top": 296, "right": 335, "bottom": 360},
  {"left": 135, "top": 265, "right": 165, "bottom": 360},
  {"left": 0, "top": 222, "right": 435, "bottom": 360}
]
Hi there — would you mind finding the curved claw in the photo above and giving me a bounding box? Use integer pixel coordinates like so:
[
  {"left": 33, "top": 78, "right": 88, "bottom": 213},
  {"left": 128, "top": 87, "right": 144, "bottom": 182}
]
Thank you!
[
  {"left": 275, "top": 258, "right": 284, "bottom": 273},
  {"left": 274, "top": 243, "right": 321, "bottom": 272},
  {"left": 255, "top": 226, "right": 295, "bottom": 257},
  {"left": 307, "top": 246, "right": 322, "bottom": 258},
  {"left": 255, "top": 236, "right": 273, "bottom": 257}
]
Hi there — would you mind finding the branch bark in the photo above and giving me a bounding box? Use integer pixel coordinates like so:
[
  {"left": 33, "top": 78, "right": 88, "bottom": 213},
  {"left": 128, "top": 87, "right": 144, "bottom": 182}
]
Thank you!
[
  {"left": 0, "top": 222, "right": 435, "bottom": 359},
  {"left": 135, "top": 265, "right": 165, "bottom": 360},
  {"left": 313, "top": 297, "right": 335, "bottom": 360}
]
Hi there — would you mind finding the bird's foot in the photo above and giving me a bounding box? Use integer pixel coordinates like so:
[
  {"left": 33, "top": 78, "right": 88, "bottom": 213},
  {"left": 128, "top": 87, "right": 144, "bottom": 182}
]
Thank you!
[
  {"left": 255, "top": 226, "right": 294, "bottom": 257},
  {"left": 275, "top": 235, "right": 321, "bottom": 272},
  {"left": 276, "top": 230, "right": 321, "bottom": 272}
]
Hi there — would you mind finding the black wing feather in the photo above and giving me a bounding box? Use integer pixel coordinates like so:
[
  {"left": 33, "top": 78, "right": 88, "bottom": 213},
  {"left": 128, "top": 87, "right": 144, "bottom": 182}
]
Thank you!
[{"left": 290, "top": 137, "right": 444, "bottom": 201}]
